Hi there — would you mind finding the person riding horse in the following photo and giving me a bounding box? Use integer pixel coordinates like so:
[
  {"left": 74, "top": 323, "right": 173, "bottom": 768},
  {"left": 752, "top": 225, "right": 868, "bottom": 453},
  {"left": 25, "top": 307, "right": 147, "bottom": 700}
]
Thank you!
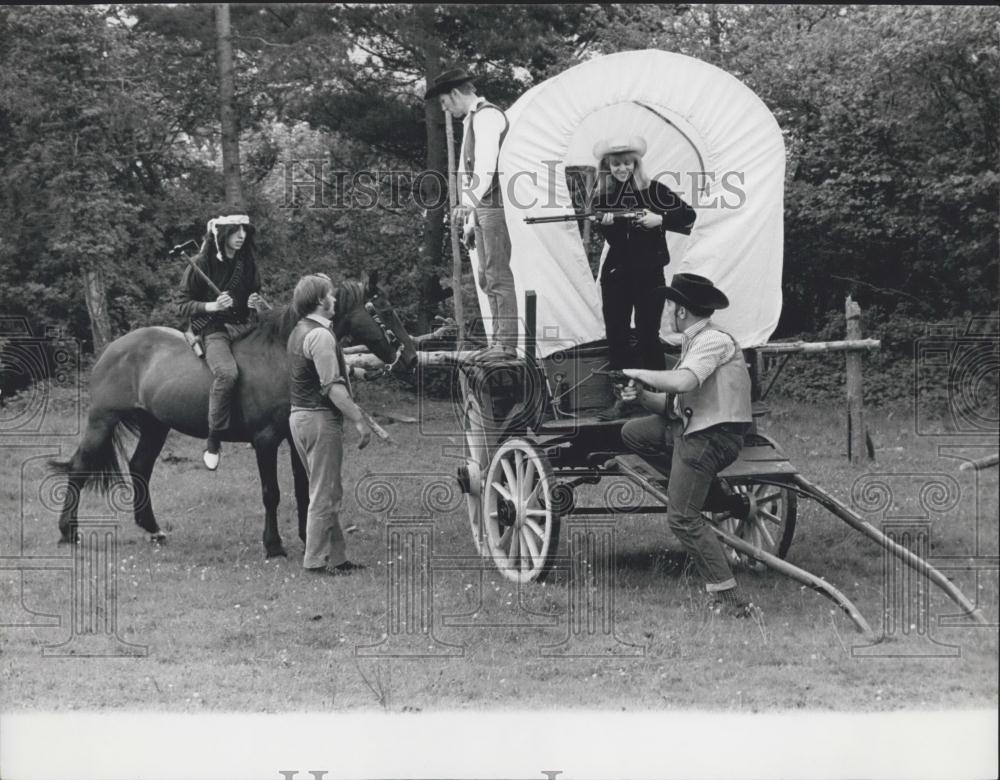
[{"left": 177, "top": 213, "right": 266, "bottom": 470}]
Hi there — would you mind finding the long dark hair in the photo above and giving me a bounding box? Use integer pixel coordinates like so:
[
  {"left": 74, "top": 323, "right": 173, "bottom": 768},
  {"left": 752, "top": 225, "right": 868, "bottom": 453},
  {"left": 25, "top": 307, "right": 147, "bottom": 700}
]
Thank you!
[{"left": 193, "top": 221, "right": 258, "bottom": 267}]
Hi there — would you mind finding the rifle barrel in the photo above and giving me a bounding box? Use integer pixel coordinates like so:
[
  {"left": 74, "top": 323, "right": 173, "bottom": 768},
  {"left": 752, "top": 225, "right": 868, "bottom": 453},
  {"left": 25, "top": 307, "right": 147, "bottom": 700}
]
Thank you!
[{"left": 524, "top": 210, "right": 642, "bottom": 225}]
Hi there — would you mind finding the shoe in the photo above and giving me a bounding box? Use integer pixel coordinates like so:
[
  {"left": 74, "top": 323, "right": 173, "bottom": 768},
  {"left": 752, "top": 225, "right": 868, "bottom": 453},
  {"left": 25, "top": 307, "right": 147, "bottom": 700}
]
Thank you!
[
  {"left": 203, "top": 435, "right": 221, "bottom": 470},
  {"left": 707, "top": 587, "right": 759, "bottom": 619},
  {"left": 330, "top": 561, "right": 366, "bottom": 576},
  {"left": 728, "top": 493, "right": 752, "bottom": 521},
  {"left": 305, "top": 561, "right": 366, "bottom": 577}
]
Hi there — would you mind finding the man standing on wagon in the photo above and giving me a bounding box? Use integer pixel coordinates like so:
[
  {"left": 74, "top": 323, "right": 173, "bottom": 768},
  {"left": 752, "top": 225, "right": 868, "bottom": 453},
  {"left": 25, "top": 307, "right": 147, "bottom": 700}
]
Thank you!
[
  {"left": 619, "top": 273, "right": 757, "bottom": 618},
  {"left": 426, "top": 67, "right": 518, "bottom": 360}
]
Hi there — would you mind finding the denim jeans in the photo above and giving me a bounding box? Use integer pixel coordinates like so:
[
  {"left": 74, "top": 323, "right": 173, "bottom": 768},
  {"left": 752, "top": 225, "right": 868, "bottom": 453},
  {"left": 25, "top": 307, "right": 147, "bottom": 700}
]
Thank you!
[
  {"left": 203, "top": 332, "right": 239, "bottom": 433},
  {"left": 621, "top": 414, "right": 749, "bottom": 590},
  {"left": 474, "top": 207, "right": 517, "bottom": 347}
]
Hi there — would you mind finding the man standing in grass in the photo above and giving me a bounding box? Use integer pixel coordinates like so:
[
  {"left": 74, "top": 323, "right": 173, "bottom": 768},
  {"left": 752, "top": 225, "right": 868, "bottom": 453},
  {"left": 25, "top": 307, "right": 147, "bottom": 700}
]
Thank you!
[
  {"left": 620, "top": 273, "right": 756, "bottom": 617},
  {"left": 286, "top": 273, "right": 371, "bottom": 576}
]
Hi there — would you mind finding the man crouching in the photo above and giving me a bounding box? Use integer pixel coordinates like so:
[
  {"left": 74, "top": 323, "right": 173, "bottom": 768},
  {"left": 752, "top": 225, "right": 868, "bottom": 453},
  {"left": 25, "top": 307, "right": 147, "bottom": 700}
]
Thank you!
[
  {"left": 620, "top": 273, "right": 757, "bottom": 617},
  {"left": 287, "top": 273, "right": 371, "bottom": 576}
]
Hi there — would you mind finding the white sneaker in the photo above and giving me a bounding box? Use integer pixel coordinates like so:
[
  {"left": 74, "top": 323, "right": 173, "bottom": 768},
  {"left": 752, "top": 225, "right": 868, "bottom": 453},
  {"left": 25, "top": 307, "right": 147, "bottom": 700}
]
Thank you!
[{"left": 203, "top": 450, "right": 220, "bottom": 470}]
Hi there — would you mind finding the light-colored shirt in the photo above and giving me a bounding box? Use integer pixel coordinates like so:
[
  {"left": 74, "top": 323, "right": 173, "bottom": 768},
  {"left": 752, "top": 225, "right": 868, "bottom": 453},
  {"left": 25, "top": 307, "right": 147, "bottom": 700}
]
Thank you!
[
  {"left": 673, "top": 318, "right": 737, "bottom": 415},
  {"left": 459, "top": 96, "right": 506, "bottom": 209},
  {"left": 301, "top": 313, "right": 347, "bottom": 394}
]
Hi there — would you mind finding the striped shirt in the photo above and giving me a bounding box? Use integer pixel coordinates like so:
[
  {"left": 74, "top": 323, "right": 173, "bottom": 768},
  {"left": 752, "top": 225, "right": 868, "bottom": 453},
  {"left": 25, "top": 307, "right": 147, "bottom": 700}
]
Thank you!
[
  {"left": 673, "top": 319, "right": 738, "bottom": 415},
  {"left": 300, "top": 313, "right": 349, "bottom": 396}
]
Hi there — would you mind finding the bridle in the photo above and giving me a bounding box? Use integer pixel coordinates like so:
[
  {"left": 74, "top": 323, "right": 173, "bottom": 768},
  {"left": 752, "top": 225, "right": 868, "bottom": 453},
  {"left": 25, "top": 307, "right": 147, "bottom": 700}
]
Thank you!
[{"left": 364, "top": 297, "right": 414, "bottom": 373}]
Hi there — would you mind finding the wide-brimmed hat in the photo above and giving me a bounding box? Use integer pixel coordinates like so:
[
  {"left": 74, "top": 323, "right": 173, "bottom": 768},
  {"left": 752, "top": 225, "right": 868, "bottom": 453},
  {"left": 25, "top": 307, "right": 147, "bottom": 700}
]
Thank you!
[
  {"left": 657, "top": 273, "right": 730, "bottom": 313},
  {"left": 593, "top": 135, "right": 648, "bottom": 160},
  {"left": 424, "top": 68, "right": 473, "bottom": 100}
]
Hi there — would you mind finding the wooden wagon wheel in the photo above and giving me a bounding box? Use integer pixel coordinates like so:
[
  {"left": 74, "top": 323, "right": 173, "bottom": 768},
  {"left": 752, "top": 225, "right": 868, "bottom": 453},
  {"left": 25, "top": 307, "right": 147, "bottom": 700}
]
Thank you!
[
  {"left": 483, "top": 438, "right": 562, "bottom": 583},
  {"left": 713, "top": 480, "right": 797, "bottom": 571},
  {"left": 460, "top": 374, "right": 491, "bottom": 557}
]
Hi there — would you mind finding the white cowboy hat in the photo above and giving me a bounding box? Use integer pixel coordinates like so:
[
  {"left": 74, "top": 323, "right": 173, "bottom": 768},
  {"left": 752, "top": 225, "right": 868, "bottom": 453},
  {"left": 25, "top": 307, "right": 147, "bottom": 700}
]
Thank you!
[{"left": 592, "top": 135, "right": 648, "bottom": 160}]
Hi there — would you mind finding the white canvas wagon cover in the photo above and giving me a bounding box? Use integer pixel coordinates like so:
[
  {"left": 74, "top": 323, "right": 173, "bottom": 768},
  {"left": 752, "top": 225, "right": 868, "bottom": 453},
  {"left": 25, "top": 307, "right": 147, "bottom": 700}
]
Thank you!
[{"left": 468, "top": 49, "right": 785, "bottom": 357}]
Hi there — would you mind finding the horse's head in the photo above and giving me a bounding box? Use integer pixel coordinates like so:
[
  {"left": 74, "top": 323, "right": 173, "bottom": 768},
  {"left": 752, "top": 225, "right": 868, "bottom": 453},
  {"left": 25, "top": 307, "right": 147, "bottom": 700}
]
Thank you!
[{"left": 333, "top": 275, "right": 415, "bottom": 369}]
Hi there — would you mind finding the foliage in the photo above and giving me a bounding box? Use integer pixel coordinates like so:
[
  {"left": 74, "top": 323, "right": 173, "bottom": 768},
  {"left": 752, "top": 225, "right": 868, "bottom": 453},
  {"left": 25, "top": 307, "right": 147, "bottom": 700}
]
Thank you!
[
  {"left": 608, "top": 5, "right": 1000, "bottom": 334},
  {"left": 0, "top": 4, "right": 996, "bottom": 358}
]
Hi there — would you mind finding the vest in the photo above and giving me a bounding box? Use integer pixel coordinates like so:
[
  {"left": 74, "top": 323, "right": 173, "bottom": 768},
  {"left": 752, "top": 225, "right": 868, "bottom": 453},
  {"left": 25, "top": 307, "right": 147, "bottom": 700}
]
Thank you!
[
  {"left": 286, "top": 318, "right": 350, "bottom": 417},
  {"left": 675, "top": 328, "right": 752, "bottom": 436},
  {"left": 462, "top": 100, "right": 509, "bottom": 208}
]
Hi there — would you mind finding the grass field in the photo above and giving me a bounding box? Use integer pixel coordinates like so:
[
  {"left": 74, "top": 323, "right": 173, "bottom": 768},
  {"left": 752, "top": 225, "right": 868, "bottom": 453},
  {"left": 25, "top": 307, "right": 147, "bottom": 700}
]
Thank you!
[{"left": 1, "top": 377, "right": 997, "bottom": 714}]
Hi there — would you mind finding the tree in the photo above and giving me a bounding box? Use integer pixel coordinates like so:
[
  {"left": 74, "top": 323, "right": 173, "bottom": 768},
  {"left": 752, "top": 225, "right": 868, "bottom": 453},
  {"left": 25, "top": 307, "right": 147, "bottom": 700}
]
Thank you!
[
  {"left": 215, "top": 3, "right": 246, "bottom": 210},
  {"left": 0, "top": 6, "right": 221, "bottom": 350}
]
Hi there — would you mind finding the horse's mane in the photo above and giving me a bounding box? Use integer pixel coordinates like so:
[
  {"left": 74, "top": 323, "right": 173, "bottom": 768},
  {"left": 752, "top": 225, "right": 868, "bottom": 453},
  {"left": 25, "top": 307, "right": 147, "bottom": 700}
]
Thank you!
[{"left": 235, "top": 279, "right": 366, "bottom": 346}]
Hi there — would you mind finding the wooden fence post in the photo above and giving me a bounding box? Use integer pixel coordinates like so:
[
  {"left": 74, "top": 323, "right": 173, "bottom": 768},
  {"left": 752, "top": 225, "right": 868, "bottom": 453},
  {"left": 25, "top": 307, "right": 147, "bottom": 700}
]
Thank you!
[{"left": 845, "top": 295, "right": 866, "bottom": 463}]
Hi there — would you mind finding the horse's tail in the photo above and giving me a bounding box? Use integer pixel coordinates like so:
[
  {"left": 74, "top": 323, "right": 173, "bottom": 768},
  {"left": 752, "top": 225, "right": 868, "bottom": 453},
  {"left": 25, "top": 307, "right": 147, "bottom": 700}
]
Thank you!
[{"left": 48, "top": 411, "right": 142, "bottom": 495}]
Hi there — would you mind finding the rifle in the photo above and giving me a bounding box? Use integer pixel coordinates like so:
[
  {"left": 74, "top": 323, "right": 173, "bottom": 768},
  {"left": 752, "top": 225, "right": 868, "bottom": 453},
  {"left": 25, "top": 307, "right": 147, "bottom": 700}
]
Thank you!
[
  {"left": 524, "top": 209, "right": 646, "bottom": 225},
  {"left": 169, "top": 240, "right": 271, "bottom": 310}
]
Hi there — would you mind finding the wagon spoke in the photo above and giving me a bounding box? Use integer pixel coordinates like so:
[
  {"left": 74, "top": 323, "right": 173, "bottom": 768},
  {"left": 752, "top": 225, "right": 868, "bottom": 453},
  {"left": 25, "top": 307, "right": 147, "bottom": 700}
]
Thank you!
[
  {"left": 758, "top": 508, "right": 783, "bottom": 527},
  {"left": 500, "top": 459, "right": 517, "bottom": 496},
  {"left": 755, "top": 490, "right": 783, "bottom": 506},
  {"left": 755, "top": 521, "right": 776, "bottom": 550},
  {"left": 522, "top": 528, "right": 541, "bottom": 567},
  {"left": 524, "top": 508, "right": 550, "bottom": 518},
  {"left": 522, "top": 458, "right": 536, "bottom": 498},
  {"left": 498, "top": 525, "right": 513, "bottom": 553},
  {"left": 523, "top": 517, "right": 545, "bottom": 539},
  {"left": 508, "top": 521, "right": 521, "bottom": 564},
  {"left": 492, "top": 481, "right": 513, "bottom": 502}
]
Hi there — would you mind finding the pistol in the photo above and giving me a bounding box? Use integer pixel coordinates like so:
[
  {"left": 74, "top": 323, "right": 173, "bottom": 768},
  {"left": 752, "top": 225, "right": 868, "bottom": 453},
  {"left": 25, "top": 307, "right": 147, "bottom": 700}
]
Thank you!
[
  {"left": 591, "top": 368, "right": 630, "bottom": 386},
  {"left": 591, "top": 369, "right": 654, "bottom": 392}
]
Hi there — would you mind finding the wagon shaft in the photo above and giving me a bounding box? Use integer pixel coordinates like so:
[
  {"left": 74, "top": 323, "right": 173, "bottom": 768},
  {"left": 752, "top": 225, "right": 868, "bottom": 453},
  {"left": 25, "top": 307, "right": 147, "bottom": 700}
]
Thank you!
[
  {"left": 610, "top": 454, "right": 876, "bottom": 638},
  {"left": 788, "top": 474, "right": 989, "bottom": 627}
]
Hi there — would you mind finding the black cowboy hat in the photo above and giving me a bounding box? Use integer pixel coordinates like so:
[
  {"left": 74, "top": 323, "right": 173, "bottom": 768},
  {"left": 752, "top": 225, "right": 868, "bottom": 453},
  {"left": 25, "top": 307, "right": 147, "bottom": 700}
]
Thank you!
[
  {"left": 657, "top": 273, "right": 730, "bottom": 313},
  {"left": 424, "top": 68, "right": 473, "bottom": 100}
]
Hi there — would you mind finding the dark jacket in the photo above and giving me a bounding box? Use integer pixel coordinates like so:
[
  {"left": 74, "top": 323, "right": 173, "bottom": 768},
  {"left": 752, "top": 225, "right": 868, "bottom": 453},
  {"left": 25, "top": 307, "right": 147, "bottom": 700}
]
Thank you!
[
  {"left": 594, "top": 178, "right": 696, "bottom": 280},
  {"left": 177, "top": 250, "right": 261, "bottom": 336}
]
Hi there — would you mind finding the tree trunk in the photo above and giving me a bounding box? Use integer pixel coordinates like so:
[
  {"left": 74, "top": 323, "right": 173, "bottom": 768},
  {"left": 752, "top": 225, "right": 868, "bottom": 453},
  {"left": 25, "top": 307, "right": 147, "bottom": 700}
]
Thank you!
[
  {"left": 215, "top": 3, "right": 245, "bottom": 210},
  {"left": 81, "top": 263, "right": 113, "bottom": 354},
  {"left": 414, "top": 5, "right": 447, "bottom": 336}
]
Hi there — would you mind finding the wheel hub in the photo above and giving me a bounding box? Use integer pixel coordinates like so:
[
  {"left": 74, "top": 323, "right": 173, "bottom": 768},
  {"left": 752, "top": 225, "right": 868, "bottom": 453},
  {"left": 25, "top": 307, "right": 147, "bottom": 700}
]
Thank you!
[{"left": 497, "top": 496, "right": 517, "bottom": 529}]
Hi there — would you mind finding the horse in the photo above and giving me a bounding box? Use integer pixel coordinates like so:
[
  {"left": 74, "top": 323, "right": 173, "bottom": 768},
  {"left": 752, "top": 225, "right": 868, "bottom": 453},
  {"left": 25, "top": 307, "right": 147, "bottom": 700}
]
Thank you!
[{"left": 50, "top": 279, "right": 403, "bottom": 558}]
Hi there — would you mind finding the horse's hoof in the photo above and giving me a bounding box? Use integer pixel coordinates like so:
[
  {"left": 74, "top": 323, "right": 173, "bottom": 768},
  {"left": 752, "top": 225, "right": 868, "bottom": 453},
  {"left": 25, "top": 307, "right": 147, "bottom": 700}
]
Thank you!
[
  {"left": 265, "top": 546, "right": 288, "bottom": 559},
  {"left": 149, "top": 532, "right": 167, "bottom": 544}
]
